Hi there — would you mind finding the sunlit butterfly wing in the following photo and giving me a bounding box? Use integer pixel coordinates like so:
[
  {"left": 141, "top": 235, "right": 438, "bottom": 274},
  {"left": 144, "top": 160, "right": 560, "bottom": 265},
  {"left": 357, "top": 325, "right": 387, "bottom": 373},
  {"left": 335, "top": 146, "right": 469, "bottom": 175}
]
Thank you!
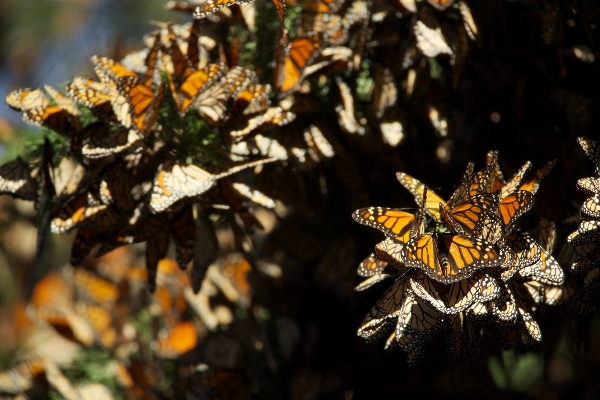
[
  {"left": 396, "top": 172, "right": 446, "bottom": 222},
  {"left": 518, "top": 248, "right": 564, "bottom": 286},
  {"left": 275, "top": 31, "right": 324, "bottom": 96},
  {"left": 441, "top": 194, "right": 499, "bottom": 238},
  {"left": 352, "top": 207, "right": 416, "bottom": 244},
  {"left": 447, "top": 162, "right": 474, "bottom": 208},
  {"left": 568, "top": 220, "right": 600, "bottom": 245},
  {"left": 374, "top": 238, "right": 408, "bottom": 269},
  {"left": 581, "top": 194, "right": 600, "bottom": 220},
  {"left": 193, "top": 0, "right": 255, "bottom": 19},
  {"left": 578, "top": 136, "right": 600, "bottom": 175},
  {"left": 0, "top": 157, "right": 37, "bottom": 200},
  {"left": 403, "top": 233, "right": 503, "bottom": 284},
  {"left": 335, "top": 78, "right": 365, "bottom": 135},
  {"left": 497, "top": 161, "right": 532, "bottom": 200},
  {"left": 194, "top": 82, "right": 230, "bottom": 125},
  {"left": 577, "top": 177, "right": 600, "bottom": 196},
  {"left": 66, "top": 76, "right": 117, "bottom": 123},
  {"left": 458, "top": 1, "right": 478, "bottom": 40},
  {"left": 231, "top": 182, "right": 276, "bottom": 208},
  {"left": 414, "top": 20, "right": 452, "bottom": 58},
  {"left": 117, "top": 76, "right": 165, "bottom": 134},
  {"left": 157, "top": 321, "right": 198, "bottom": 357},
  {"left": 357, "top": 253, "right": 389, "bottom": 277},
  {"left": 150, "top": 160, "right": 216, "bottom": 213},
  {"left": 228, "top": 107, "right": 296, "bottom": 139},
  {"left": 498, "top": 190, "right": 533, "bottom": 229}
]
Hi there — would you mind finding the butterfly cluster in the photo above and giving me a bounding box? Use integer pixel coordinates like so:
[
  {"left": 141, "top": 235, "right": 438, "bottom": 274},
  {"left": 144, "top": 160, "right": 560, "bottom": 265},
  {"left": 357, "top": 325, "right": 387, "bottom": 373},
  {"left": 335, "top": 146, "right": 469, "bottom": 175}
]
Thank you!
[
  {"left": 0, "top": 253, "right": 258, "bottom": 398},
  {"left": 1, "top": 17, "right": 304, "bottom": 292},
  {"left": 353, "top": 151, "right": 566, "bottom": 364}
]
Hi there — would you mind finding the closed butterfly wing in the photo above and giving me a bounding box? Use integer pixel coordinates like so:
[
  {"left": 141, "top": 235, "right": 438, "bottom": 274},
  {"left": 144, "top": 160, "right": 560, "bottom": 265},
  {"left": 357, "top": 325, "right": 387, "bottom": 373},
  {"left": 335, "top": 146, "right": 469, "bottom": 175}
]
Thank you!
[
  {"left": 357, "top": 253, "right": 389, "bottom": 277},
  {"left": 357, "top": 277, "right": 413, "bottom": 343},
  {"left": 568, "top": 220, "right": 600, "bottom": 245},
  {"left": 578, "top": 136, "right": 600, "bottom": 175},
  {"left": 193, "top": 0, "right": 255, "bottom": 19},
  {"left": 518, "top": 249, "right": 564, "bottom": 286},
  {"left": 498, "top": 161, "right": 532, "bottom": 200},
  {"left": 0, "top": 157, "right": 37, "bottom": 200},
  {"left": 151, "top": 160, "right": 216, "bottom": 213},
  {"left": 396, "top": 172, "right": 446, "bottom": 222},
  {"left": 577, "top": 177, "right": 600, "bottom": 196},
  {"left": 194, "top": 82, "right": 230, "bottom": 125},
  {"left": 447, "top": 162, "right": 474, "bottom": 207}
]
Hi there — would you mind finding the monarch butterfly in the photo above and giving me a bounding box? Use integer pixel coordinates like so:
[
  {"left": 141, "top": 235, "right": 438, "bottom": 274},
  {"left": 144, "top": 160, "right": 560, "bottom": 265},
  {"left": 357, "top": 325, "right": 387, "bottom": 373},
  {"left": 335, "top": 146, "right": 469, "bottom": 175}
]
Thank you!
[
  {"left": 335, "top": 78, "right": 365, "bottom": 135},
  {"left": 303, "top": 124, "right": 335, "bottom": 162},
  {"left": 396, "top": 172, "right": 447, "bottom": 222},
  {"left": 577, "top": 177, "right": 600, "bottom": 196},
  {"left": 352, "top": 207, "right": 419, "bottom": 244},
  {"left": 578, "top": 136, "right": 600, "bottom": 175},
  {"left": 446, "top": 162, "right": 474, "bottom": 206},
  {"left": 82, "top": 126, "right": 142, "bottom": 159},
  {"left": 274, "top": 30, "right": 324, "bottom": 96},
  {"left": 511, "top": 282, "right": 542, "bottom": 341},
  {"left": 66, "top": 76, "right": 119, "bottom": 123},
  {"left": 157, "top": 321, "right": 198, "bottom": 358},
  {"left": 414, "top": 20, "right": 452, "bottom": 58},
  {"left": 231, "top": 182, "right": 276, "bottom": 209},
  {"left": 357, "top": 277, "right": 413, "bottom": 343},
  {"left": 150, "top": 160, "right": 216, "bottom": 213},
  {"left": 374, "top": 238, "right": 408, "bottom": 269},
  {"left": 230, "top": 134, "right": 288, "bottom": 161},
  {"left": 92, "top": 56, "right": 165, "bottom": 134},
  {"left": 491, "top": 283, "right": 518, "bottom": 323},
  {"left": 568, "top": 220, "right": 600, "bottom": 245},
  {"left": 580, "top": 195, "right": 600, "bottom": 219},
  {"left": 74, "top": 303, "right": 117, "bottom": 348},
  {"left": 51, "top": 193, "right": 123, "bottom": 234},
  {"left": 71, "top": 226, "right": 114, "bottom": 266},
  {"left": 459, "top": 1, "right": 478, "bottom": 40},
  {"left": 440, "top": 194, "right": 501, "bottom": 239},
  {"left": 505, "top": 230, "right": 542, "bottom": 270},
  {"left": 409, "top": 271, "right": 500, "bottom": 314},
  {"left": 73, "top": 268, "right": 119, "bottom": 307},
  {"left": 395, "top": 295, "right": 444, "bottom": 359},
  {"left": 0, "top": 157, "right": 37, "bottom": 200},
  {"left": 572, "top": 247, "right": 600, "bottom": 275},
  {"left": 7, "top": 87, "right": 81, "bottom": 138},
  {"left": 355, "top": 273, "right": 392, "bottom": 292},
  {"left": 228, "top": 107, "right": 296, "bottom": 139},
  {"left": 518, "top": 249, "right": 564, "bottom": 286},
  {"left": 163, "top": 26, "right": 226, "bottom": 115},
  {"left": 371, "top": 66, "right": 397, "bottom": 118},
  {"left": 518, "top": 159, "right": 556, "bottom": 195},
  {"left": 403, "top": 232, "right": 503, "bottom": 284},
  {"left": 193, "top": 0, "right": 255, "bottom": 19},
  {"left": 492, "top": 160, "right": 528, "bottom": 198},
  {"left": 236, "top": 83, "right": 272, "bottom": 116},
  {"left": 498, "top": 190, "right": 534, "bottom": 229},
  {"left": 194, "top": 82, "right": 230, "bottom": 125}
]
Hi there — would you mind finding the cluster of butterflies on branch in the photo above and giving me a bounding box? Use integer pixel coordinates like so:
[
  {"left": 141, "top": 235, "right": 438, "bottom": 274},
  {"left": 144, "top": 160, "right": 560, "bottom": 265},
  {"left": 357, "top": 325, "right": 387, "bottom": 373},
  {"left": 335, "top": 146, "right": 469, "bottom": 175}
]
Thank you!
[
  {"left": 0, "top": 254, "right": 258, "bottom": 398},
  {"left": 351, "top": 150, "right": 580, "bottom": 364}
]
